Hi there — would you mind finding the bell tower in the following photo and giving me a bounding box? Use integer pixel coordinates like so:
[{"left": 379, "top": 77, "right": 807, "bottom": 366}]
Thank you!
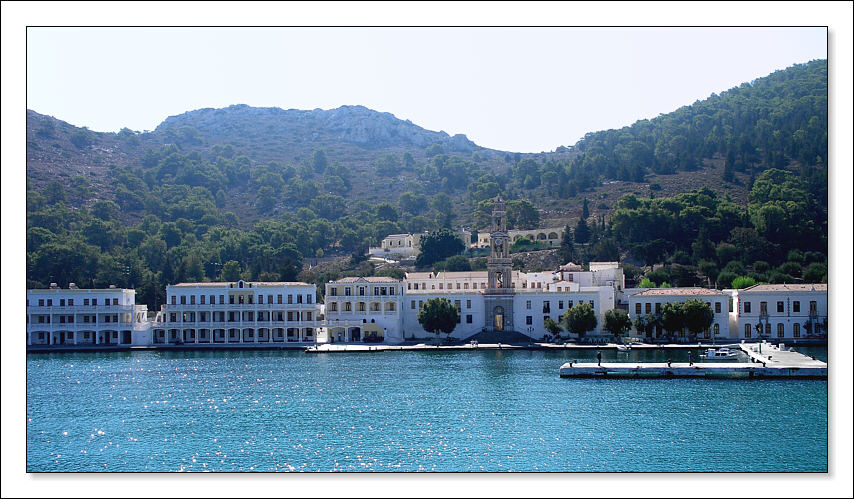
[
  {"left": 484, "top": 196, "right": 514, "bottom": 332},
  {"left": 487, "top": 196, "right": 513, "bottom": 291}
]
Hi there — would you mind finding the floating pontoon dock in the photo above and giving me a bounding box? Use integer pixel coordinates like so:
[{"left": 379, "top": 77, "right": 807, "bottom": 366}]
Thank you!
[{"left": 558, "top": 342, "right": 826, "bottom": 379}]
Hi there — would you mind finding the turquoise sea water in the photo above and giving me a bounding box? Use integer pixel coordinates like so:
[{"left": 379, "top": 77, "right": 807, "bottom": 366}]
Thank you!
[{"left": 27, "top": 348, "right": 827, "bottom": 472}]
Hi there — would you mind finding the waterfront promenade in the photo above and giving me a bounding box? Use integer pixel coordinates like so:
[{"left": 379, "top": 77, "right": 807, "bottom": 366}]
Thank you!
[
  {"left": 29, "top": 339, "right": 827, "bottom": 354},
  {"left": 302, "top": 341, "right": 744, "bottom": 353},
  {"left": 558, "top": 342, "right": 827, "bottom": 378}
]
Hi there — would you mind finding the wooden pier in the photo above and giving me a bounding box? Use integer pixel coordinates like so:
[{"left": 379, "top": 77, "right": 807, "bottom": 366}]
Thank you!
[{"left": 558, "top": 342, "right": 827, "bottom": 379}]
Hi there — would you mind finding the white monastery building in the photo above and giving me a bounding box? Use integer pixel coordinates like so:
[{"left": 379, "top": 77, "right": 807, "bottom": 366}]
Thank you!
[
  {"left": 27, "top": 284, "right": 150, "bottom": 346},
  {"left": 25, "top": 200, "right": 829, "bottom": 349},
  {"left": 369, "top": 233, "right": 422, "bottom": 259},
  {"left": 323, "top": 277, "right": 404, "bottom": 343},
  {"left": 151, "top": 280, "right": 321, "bottom": 345},
  {"left": 330, "top": 197, "right": 609, "bottom": 342},
  {"left": 733, "top": 283, "right": 828, "bottom": 341},
  {"left": 627, "top": 287, "right": 732, "bottom": 342}
]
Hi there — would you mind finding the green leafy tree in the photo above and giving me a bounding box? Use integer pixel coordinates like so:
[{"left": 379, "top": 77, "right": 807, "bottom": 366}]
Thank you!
[
  {"left": 777, "top": 261, "right": 802, "bottom": 278},
  {"left": 312, "top": 149, "right": 328, "bottom": 173},
  {"left": 44, "top": 180, "right": 67, "bottom": 205},
  {"left": 633, "top": 313, "right": 658, "bottom": 339},
  {"left": 375, "top": 202, "right": 399, "bottom": 222},
  {"left": 180, "top": 252, "right": 206, "bottom": 282},
  {"left": 91, "top": 200, "right": 121, "bottom": 221},
  {"left": 638, "top": 278, "right": 656, "bottom": 288},
  {"left": 574, "top": 218, "right": 591, "bottom": 244},
  {"left": 682, "top": 298, "right": 714, "bottom": 339},
  {"left": 417, "top": 297, "right": 459, "bottom": 344},
  {"left": 544, "top": 317, "right": 563, "bottom": 341},
  {"left": 221, "top": 260, "right": 242, "bottom": 281},
  {"left": 604, "top": 309, "right": 632, "bottom": 341},
  {"left": 561, "top": 302, "right": 598, "bottom": 341},
  {"left": 425, "top": 144, "right": 445, "bottom": 158},
  {"left": 558, "top": 224, "right": 575, "bottom": 264},
  {"left": 803, "top": 262, "right": 827, "bottom": 283},
  {"left": 310, "top": 194, "right": 347, "bottom": 220},
  {"left": 402, "top": 152, "right": 415, "bottom": 168},
  {"left": 660, "top": 302, "right": 685, "bottom": 341},
  {"left": 69, "top": 129, "right": 93, "bottom": 149},
  {"left": 274, "top": 243, "right": 303, "bottom": 282},
  {"left": 375, "top": 154, "right": 401, "bottom": 177},
  {"left": 415, "top": 229, "right": 465, "bottom": 268},
  {"left": 506, "top": 200, "right": 540, "bottom": 229},
  {"left": 731, "top": 276, "right": 757, "bottom": 289},
  {"left": 434, "top": 255, "right": 471, "bottom": 272},
  {"left": 431, "top": 192, "right": 456, "bottom": 229},
  {"left": 399, "top": 191, "right": 427, "bottom": 215}
]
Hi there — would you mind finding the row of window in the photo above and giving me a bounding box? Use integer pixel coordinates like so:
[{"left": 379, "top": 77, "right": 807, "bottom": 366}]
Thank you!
[
  {"left": 329, "top": 286, "right": 398, "bottom": 297},
  {"left": 170, "top": 293, "right": 313, "bottom": 306},
  {"left": 408, "top": 298, "right": 473, "bottom": 311},
  {"left": 742, "top": 300, "right": 817, "bottom": 315},
  {"left": 28, "top": 297, "right": 122, "bottom": 307},
  {"left": 167, "top": 310, "right": 313, "bottom": 323},
  {"left": 743, "top": 322, "right": 810, "bottom": 338},
  {"left": 527, "top": 299, "right": 593, "bottom": 313},
  {"left": 328, "top": 301, "right": 397, "bottom": 312},
  {"left": 31, "top": 314, "right": 122, "bottom": 324},
  {"left": 635, "top": 301, "right": 723, "bottom": 315},
  {"left": 407, "top": 282, "right": 488, "bottom": 291}
]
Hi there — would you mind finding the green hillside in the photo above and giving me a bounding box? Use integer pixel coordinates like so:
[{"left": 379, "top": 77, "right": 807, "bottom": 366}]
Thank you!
[{"left": 26, "top": 60, "right": 828, "bottom": 307}]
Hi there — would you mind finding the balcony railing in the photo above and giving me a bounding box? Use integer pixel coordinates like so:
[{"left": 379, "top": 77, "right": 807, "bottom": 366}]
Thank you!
[
  {"left": 27, "top": 304, "right": 135, "bottom": 313},
  {"left": 166, "top": 302, "right": 318, "bottom": 309}
]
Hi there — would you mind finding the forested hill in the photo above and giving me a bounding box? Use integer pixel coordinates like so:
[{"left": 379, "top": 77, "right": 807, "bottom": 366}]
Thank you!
[
  {"left": 558, "top": 58, "right": 827, "bottom": 185},
  {"left": 26, "top": 60, "right": 827, "bottom": 307}
]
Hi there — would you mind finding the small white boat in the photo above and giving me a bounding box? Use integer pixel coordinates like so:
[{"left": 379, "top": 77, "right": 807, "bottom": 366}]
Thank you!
[
  {"left": 703, "top": 347, "right": 738, "bottom": 360},
  {"left": 616, "top": 345, "right": 631, "bottom": 352}
]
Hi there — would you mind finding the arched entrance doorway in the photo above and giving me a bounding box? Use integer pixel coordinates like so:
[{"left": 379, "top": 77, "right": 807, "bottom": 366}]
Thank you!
[{"left": 493, "top": 306, "right": 504, "bottom": 332}]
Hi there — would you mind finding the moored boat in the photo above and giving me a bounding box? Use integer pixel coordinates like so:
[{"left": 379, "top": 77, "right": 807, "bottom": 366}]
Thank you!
[{"left": 703, "top": 347, "right": 738, "bottom": 360}]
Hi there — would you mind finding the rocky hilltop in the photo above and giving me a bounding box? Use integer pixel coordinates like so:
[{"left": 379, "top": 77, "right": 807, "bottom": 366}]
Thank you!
[{"left": 157, "top": 104, "right": 480, "bottom": 152}]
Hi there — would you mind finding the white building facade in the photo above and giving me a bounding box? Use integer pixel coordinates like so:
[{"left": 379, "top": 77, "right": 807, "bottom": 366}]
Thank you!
[
  {"left": 27, "top": 285, "right": 149, "bottom": 346},
  {"left": 326, "top": 198, "right": 607, "bottom": 343},
  {"left": 369, "top": 233, "right": 422, "bottom": 259},
  {"left": 474, "top": 226, "right": 566, "bottom": 249},
  {"left": 152, "top": 280, "right": 320, "bottom": 345},
  {"left": 323, "top": 277, "right": 404, "bottom": 343},
  {"left": 627, "top": 287, "right": 731, "bottom": 342},
  {"left": 733, "top": 284, "right": 828, "bottom": 341}
]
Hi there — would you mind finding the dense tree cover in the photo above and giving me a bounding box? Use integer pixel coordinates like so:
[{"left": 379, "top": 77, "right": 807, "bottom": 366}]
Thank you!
[
  {"left": 433, "top": 255, "right": 472, "bottom": 272},
  {"left": 564, "top": 60, "right": 825, "bottom": 186},
  {"left": 505, "top": 200, "right": 540, "bottom": 229},
  {"left": 26, "top": 60, "right": 827, "bottom": 309},
  {"left": 479, "top": 61, "right": 828, "bottom": 221},
  {"left": 655, "top": 299, "right": 714, "bottom": 342},
  {"left": 415, "top": 229, "right": 466, "bottom": 268},
  {"left": 607, "top": 173, "right": 826, "bottom": 285}
]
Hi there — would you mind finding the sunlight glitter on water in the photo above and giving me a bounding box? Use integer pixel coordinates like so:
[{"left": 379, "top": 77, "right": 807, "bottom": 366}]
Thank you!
[{"left": 27, "top": 348, "right": 827, "bottom": 472}]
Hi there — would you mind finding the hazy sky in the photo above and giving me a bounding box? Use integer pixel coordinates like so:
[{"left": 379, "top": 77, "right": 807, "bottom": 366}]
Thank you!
[{"left": 26, "top": 26, "right": 826, "bottom": 153}]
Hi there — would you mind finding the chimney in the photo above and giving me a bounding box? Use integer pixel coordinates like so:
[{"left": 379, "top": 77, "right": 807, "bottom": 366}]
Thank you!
[
  {"left": 50, "top": 283, "right": 58, "bottom": 289},
  {"left": 69, "top": 283, "right": 78, "bottom": 289}
]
